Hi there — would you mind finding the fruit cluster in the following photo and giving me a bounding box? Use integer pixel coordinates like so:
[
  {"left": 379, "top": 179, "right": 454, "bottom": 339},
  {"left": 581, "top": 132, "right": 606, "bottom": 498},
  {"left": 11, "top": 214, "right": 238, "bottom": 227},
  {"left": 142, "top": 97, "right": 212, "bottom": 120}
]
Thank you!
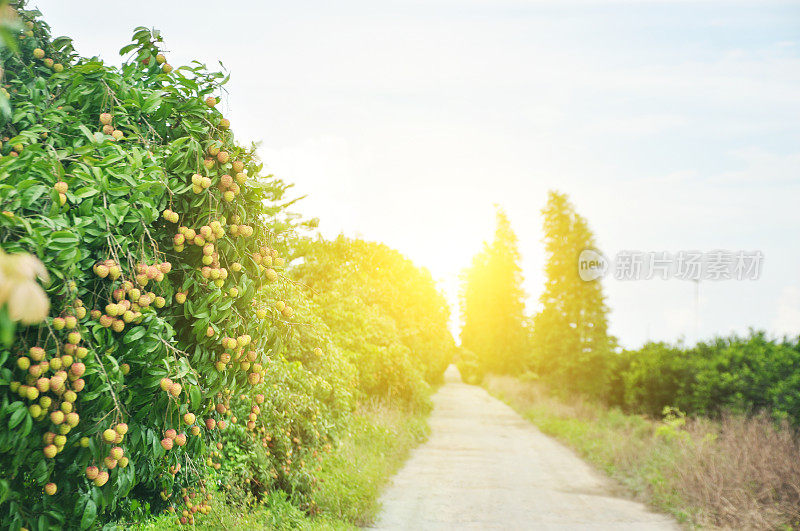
[
  {"left": 90, "top": 259, "right": 171, "bottom": 332},
  {"left": 81, "top": 423, "right": 130, "bottom": 489},
  {"left": 30, "top": 45, "right": 63, "bottom": 72}
]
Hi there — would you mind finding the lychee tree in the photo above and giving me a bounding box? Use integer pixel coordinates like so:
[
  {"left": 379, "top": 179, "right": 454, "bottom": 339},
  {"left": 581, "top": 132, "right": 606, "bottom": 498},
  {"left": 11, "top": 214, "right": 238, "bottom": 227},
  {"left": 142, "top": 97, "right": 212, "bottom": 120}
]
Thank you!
[
  {"left": 215, "top": 288, "right": 356, "bottom": 512},
  {"left": 0, "top": 3, "right": 340, "bottom": 529},
  {"left": 291, "top": 236, "right": 455, "bottom": 406}
]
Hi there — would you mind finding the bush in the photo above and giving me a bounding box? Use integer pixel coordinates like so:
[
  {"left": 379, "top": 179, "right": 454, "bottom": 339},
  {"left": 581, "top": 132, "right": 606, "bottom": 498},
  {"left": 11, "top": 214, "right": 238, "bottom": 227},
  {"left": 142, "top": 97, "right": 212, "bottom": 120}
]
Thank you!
[
  {"left": 454, "top": 347, "right": 482, "bottom": 384},
  {"left": 607, "top": 332, "right": 800, "bottom": 425}
]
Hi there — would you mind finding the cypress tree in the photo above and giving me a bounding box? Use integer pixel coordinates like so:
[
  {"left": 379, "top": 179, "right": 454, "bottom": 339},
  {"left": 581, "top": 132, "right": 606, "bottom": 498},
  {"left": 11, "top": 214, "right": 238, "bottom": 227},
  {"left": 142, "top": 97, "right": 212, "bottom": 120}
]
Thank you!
[
  {"left": 532, "top": 191, "right": 613, "bottom": 395},
  {"left": 460, "top": 207, "right": 528, "bottom": 375}
]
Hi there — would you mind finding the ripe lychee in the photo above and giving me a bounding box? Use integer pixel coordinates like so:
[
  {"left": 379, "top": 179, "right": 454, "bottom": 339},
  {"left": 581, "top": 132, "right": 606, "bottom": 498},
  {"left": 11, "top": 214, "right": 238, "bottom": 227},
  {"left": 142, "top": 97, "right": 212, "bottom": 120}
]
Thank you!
[
  {"left": 50, "top": 376, "right": 65, "bottom": 393},
  {"left": 66, "top": 412, "right": 79, "bottom": 427},
  {"left": 94, "top": 470, "right": 109, "bottom": 486},
  {"left": 50, "top": 411, "right": 65, "bottom": 425},
  {"left": 169, "top": 382, "right": 181, "bottom": 397},
  {"left": 70, "top": 362, "right": 85, "bottom": 377}
]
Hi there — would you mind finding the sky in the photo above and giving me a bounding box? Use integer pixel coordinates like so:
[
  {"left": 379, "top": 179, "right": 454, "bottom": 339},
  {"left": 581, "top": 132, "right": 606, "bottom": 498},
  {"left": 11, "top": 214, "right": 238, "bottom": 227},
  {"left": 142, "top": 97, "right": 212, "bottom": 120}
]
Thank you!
[{"left": 31, "top": 0, "right": 800, "bottom": 348}]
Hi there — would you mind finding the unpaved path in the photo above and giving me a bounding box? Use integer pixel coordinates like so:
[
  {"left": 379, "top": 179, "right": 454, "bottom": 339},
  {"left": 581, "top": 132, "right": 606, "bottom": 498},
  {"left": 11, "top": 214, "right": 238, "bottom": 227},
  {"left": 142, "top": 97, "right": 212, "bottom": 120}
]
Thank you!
[{"left": 373, "top": 366, "right": 678, "bottom": 530}]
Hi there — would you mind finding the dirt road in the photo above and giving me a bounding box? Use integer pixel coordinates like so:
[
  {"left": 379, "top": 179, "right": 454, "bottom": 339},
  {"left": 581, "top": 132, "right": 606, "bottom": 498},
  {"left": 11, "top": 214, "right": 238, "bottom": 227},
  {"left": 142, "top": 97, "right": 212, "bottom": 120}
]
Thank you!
[{"left": 373, "top": 366, "right": 678, "bottom": 530}]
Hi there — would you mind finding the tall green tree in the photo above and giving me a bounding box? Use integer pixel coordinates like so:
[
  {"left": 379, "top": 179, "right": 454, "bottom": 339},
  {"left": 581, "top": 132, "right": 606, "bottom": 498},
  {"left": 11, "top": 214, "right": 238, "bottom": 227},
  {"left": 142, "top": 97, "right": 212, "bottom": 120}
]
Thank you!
[
  {"left": 460, "top": 207, "right": 528, "bottom": 375},
  {"left": 532, "top": 191, "right": 612, "bottom": 395}
]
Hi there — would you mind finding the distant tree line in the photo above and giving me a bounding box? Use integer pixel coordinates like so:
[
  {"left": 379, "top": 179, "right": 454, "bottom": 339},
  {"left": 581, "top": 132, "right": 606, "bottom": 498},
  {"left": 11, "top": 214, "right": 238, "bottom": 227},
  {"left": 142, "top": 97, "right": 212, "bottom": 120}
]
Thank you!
[{"left": 458, "top": 192, "right": 800, "bottom": 425}]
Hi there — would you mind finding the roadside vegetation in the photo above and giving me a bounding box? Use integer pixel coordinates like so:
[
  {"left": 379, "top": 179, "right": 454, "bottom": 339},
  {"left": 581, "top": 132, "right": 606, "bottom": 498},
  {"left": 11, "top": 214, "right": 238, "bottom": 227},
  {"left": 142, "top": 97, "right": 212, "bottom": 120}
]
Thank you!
[
  {"left": 132, "top": 401, "right": 429, "bottom": 530},
  {"left": 486, "top": 375, "right": 800, "bottom": 529}
]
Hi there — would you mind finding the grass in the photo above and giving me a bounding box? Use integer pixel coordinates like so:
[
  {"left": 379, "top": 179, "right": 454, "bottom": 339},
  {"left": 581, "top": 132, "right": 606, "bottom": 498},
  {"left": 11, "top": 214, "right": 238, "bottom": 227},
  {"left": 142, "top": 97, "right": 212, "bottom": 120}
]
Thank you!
[
  {"left": 484, "top": 374, "right": 800, "bottom": 529},
  {"left": 129, "top": 400, "right": 429, "bottom": 530},
  {"left": 310, "top": 400, "right": 430, "bottom": 527}
]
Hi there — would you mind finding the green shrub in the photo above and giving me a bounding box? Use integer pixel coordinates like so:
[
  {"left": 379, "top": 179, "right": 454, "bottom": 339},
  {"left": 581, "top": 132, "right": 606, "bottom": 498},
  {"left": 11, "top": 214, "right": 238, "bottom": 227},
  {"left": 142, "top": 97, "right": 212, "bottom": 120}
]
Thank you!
[
  {"left": 609, "top": 332, "right": 800, "bottom": 424},
  {"left": 454, "top": 347, "right": 482, "bottom": 384}
]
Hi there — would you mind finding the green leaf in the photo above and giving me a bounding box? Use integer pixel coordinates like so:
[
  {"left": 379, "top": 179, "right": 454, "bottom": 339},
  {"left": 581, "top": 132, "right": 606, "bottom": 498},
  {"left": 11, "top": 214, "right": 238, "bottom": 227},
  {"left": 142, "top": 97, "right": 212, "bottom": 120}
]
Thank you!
[
  {"left": 190, "top": 385, "right": 201, "bottom": 410},
  {"left": 8, "top": 405, "right": 26, "bottom": 429},
  {"left": 124, "top": 326, "right": 147, "bottom": 344},
  {"left": 119, "top": 43, "right": 138, "bottom": 55},
  {"left": 80, "top": 499, "right": 97, "bottom": 530},
  {"left": 77, "top": 124, "right": 96, "bottom": 143},
  {"left": 48, "top": 231, "right": 79, "bottom": 250},
  {"left": 73, "top": 187, "right": 100, "bottom": 199}
]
